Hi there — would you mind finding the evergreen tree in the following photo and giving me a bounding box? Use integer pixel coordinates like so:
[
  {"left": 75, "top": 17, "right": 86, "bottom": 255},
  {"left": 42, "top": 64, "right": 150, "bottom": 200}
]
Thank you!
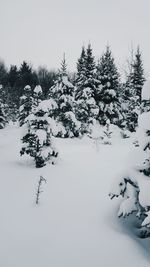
[
  {"left": 76, "top": 46, "right": 86, "bottom": 93},
  {"left": 76, "top": 44, "right": 98, "bottom": 99},
  {"left": 37, "top": 66, "right": 57, "bottom": 97},
  {"left": 131, "top": 46, "right": 145, "bottom": 103},
  {"left": 0, "top": 61, "right": 8, "bottom": 86},
  {"left": 109, "top": 109, "right": 150, "bottom": 238},
  {"left": 61, "top": 54, "right": 67, "bottom": 76},
  {"left": 85, "top": 44, "right": 96, "bottom": 85},
  {"left": 7, "top": 65, "right": 19, "bottom": 88},
  {"left": 18, "top": 61, "right": 38, "bottom": 94},
  {"left": 75, "top": 44, "right": 99, "bottom": 132},
  {"left": 19, "top": 85, "right": 33, "bottom": 126},
  {"left": 20, "top": 100, "right": 58, "bottom": 168},
  {"left": 49, "top": 56, "right": 81, "bottom": 137},
  {"left": 122, "top": 47, "right": 145, "bottom": 132},
  {"left": 120, "top": 81, "right": 139, "bottom": 132},
  {"left": 96, "top": 46, "right": 122, "bottom": 125},
  {"left": 6, "top": 65, "right": 20, "bottom": 109}
]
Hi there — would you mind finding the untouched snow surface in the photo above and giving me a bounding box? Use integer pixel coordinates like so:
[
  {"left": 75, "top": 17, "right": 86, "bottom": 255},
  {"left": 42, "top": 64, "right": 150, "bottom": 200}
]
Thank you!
[{"left": 0, "top": 125, "right": 150, "bottom": 267}]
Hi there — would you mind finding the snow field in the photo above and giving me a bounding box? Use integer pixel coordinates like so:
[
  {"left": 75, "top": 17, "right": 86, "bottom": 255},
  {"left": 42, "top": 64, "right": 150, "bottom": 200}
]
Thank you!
[{"left": 0, "top": 125, "right": 150, "bottom": 267}]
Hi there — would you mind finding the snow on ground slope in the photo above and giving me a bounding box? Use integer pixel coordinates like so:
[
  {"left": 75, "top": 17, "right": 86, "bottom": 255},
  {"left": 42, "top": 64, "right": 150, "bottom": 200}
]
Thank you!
[{"left": 0, "top": 125, "right": 150, "bottom": 267}]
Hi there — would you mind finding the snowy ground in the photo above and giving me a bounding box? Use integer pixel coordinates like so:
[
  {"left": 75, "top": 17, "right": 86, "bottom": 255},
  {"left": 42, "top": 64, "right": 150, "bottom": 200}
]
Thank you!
[{"left": 0, "top": 125, "right": 150, "bottom": 267}]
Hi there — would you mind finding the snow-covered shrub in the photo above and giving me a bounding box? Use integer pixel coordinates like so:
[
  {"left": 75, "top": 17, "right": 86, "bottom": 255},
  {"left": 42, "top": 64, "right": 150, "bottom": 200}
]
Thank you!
[
  {"left": 120, "top": 129, "right": 131, "bottom": 139},
  {"left": 59, "top": 111, "right": 81, "bottom": 138},
  {"left": 109, "top": 111, "right": 150, "bottom": 238},
  {"left": 20, "top": 100, "right": 58, "bottom": 168}
]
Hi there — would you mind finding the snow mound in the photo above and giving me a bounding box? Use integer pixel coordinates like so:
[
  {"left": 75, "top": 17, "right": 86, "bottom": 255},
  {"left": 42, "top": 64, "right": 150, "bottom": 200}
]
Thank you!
[
  {"left": 34, "top": 85, "right": 42, "bottom": 94},
  {"left": 24, "top": 85, "right": 31, "bottom": 91},
  {"left": 38, "top": 99, "right": 58, "bottom": 112}
]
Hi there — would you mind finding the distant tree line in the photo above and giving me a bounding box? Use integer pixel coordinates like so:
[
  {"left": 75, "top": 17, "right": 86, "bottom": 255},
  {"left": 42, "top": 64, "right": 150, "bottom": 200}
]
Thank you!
[{"left": 0, "top": 44, "right": 145, "bottom": 133}]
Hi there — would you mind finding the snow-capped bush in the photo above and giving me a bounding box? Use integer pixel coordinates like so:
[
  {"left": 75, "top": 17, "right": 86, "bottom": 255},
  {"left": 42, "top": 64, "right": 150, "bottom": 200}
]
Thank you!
[
  {"left": 109, "top": 111, "right": 150, "bottom": 238},
  {"left": 88, "top": 120, "right": 121, "bottom": 147},
  {"left": 60, "top": 111, "right": 81, "bottom": 138}
]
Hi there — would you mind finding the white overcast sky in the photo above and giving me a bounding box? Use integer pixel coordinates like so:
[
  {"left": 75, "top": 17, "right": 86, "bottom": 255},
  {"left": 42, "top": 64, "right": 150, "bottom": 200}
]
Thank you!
[{"left": 0, "top": 0, "right": 150, "bottom": 76}]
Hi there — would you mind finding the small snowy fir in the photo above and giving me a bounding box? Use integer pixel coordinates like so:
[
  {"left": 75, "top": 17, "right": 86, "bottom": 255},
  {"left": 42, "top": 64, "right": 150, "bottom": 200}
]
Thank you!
[
  {"left": 49, "top": 58, "right": 81, "bottom": 137},
  {"left": 20, "top": 99, "right": 58, "bottom": 168}
]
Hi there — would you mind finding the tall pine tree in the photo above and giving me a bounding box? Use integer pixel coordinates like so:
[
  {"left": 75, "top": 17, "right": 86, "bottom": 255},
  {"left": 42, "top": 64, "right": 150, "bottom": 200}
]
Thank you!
[
  {"left": 75, "top": 44, "right": 99, "bottom": 132},
  {"left": 131, "top": 46, "right": 145, "bottom": 103},
  {"left": 49, "top": 55, "right": 81, "bottom": 137},
  {"left": 122, "top": 46, "right": 145, "bottom": 132},
  {"left": 96, "top": 46, "right": 122, "bottom": 125}
]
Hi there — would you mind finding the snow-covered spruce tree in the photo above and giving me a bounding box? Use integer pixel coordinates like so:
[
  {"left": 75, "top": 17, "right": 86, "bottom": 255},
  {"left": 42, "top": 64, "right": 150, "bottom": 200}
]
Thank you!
[
  {"left": 121, "top": 47, "right": 145, "bottom": 132},
  {"left": 19, "top": 85, "right": 33, "bottom": 126},
  {"left": 49, "top": 55, "right": 81, "bottom": 137},
  {"left": 75, "top": 46, "right": 86, "bottom": 96},
  {"left": 96, "top": 46, "right": 122, "bottom": 126},
  {"left": 131, "top": 46, "right": 145, "bottom": 104},
  {"left": 20, "top": 99, "right": 58, "bottom": 168},
  {"left": 75, "top": 44, "right": 99, "bottom": 133},
  {"left": 120, "top": 80, "right": 139, "bottom": 132},
  {"left": 109, "top": 86, "right": 150, "bottom": 238}
]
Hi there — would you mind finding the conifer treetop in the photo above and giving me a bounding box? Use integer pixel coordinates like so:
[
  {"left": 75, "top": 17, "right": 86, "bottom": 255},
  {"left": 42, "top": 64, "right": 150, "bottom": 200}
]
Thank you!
[{"left": 60, "top": 53, "right": 67, "bottom": 76}]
